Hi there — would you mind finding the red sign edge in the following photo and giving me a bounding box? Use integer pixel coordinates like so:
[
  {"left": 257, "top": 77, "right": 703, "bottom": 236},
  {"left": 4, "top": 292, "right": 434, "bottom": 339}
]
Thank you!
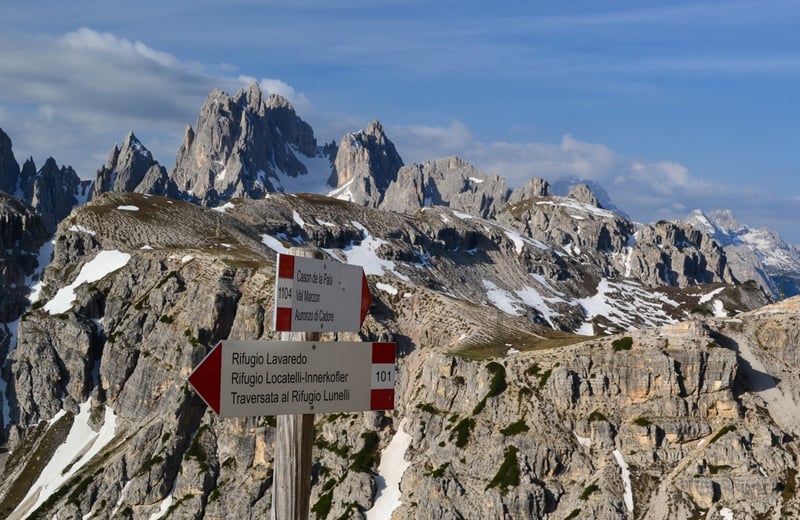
[
  {"left": 187, "top": 341, "right": 223, "bottom": 414},
  {"left": 360, "top": 272, "right": 372, "bottom": 327}
]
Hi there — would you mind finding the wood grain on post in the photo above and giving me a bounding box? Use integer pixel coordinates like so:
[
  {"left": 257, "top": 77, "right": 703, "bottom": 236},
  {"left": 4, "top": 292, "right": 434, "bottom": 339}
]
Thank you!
[{"left": 272, "top": 247, "right": 321, "bottom": 520}]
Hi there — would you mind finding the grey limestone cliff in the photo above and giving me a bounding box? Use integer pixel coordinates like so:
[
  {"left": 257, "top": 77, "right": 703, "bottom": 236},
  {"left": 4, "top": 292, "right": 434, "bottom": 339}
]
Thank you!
[
  {"left": 328, "top": 120, "right": 403, "bottom": 207},
  {"left": 381, "top": 156, "right": 510, "bottom": 219},
  {"left": 170, "top": 83, "right": 325, "bottom": 206},
  {"left": 90, "top": 132, "right": 172, "bottom": 199}
]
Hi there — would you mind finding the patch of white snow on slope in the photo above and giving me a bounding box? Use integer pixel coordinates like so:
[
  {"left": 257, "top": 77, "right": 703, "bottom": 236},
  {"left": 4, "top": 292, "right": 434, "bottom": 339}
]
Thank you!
[
  {"left": 262, "top": 235, "right": 289, "bottom": 254},
  {"left": 325, "top": 221, "right": 409, "bottom": 281},
  {"left": 366, "top": 420, "right": 412, "bottom": 519},
  {"left": 613, "top": 449, "right": 634, "bottom": 513},
  {"left": 293, "top": 210, "right": 306, "bottom": 229},
  {"left": 27, "top": 236, "right": 56, "bottom": 304},
  {"left": 44, "top": 250, "right": 131, "bottom": 315},
  {"left": 484, "top": 280, "right": 523, "bottom": 315},
  {"left": 12, "top": 400, "right": 117, "bottom": 520},
  {"left": 698, "top": 286, "right": 725, "bottom": 304},
  {"left": 213, "top": 202, "right": 235, "bottom": 213},
  {"left": 376, "top": 282, "right": 398, "bottom": 295},
  {"left": 149, "top": 480, "right": 177, "bottom": 520}
]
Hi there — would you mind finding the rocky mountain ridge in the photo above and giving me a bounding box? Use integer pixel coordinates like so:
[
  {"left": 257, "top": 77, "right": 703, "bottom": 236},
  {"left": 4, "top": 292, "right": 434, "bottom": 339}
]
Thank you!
[
  {"left": 0, "top": 191, "right": 795, "bottom": 519},
  {"left": 686, "top": 209, "right": 800, "bottom": 299}
]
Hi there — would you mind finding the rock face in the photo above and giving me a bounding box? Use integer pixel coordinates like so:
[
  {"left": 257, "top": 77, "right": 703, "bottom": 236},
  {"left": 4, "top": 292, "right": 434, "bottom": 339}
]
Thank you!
[
  {"left": 0, "top": 192, "right": 793, "bottom": 520},
  {"left": 0, "top": 129, "right": 21, "bottom": 196},
  {"left": 631, "top": 220, "right": 736, "bottom": 288},
  {"left": 507, "top": 176, "right": 551, "bottom": 204},
  {"left": 170, "top": 83, "right": 326, "bottom": 206},
  {"left": 686, "top": 209, "right": 800, "bottom": 298},
  {"left": 0, "top": 129, "right": 89, "bottom": 233},
  {"left": 90, "top": 132, "right": 171, "bottom": 199},
  {"left": 328, "top": 120, "right": 403, "bottom": 207},
  {"left": 0, "top": 194, "right": 48, "bottom": 325},
  {"left": 381, "top": 156, "right": 510, "bottom": 219}
]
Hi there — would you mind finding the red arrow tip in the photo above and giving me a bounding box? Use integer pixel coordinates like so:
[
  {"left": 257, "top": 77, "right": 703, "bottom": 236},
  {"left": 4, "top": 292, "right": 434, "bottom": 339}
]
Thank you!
[
  {"left": 361, "top": 272, "right": 372, "bottom": 326},
  {"left": 188, "top": 342, "right": 222, "bottom": 414}
]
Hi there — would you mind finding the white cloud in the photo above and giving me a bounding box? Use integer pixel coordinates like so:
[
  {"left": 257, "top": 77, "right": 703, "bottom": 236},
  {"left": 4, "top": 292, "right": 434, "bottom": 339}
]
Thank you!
[
  {"left": 236, "top": 75, "right": 312, "bottom": 114},
  {"left": 0, "top": 28, "right": 310, "bottom": 177},
  {"left": 388, "top": 119, "right": 722, "bottom": 227}
]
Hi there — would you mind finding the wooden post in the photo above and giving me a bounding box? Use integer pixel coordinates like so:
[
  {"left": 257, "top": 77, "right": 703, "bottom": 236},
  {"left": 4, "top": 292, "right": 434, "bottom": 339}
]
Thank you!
[{"left": 272, "top": 247, "right": 320, "bottom": 520}]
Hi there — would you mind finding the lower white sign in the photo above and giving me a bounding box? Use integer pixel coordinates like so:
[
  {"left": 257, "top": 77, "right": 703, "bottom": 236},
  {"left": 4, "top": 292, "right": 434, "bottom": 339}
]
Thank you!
[{"left": 189, "top": 340, "right": 396, "bottom": 417}]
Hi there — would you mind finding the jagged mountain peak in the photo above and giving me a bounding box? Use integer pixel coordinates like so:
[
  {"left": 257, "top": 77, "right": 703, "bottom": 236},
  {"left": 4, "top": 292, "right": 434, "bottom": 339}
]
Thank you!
[
  {"left": 566, "top": 182, "right": 600, "bottom": 207},
  {"left": 685, "top": 208, "right": 800, "bottom": 298},
  {"left": 167, "top": 83, "right": 323, "bottom": 206},
  {"left": 380, "top": 154, "right": 509, "bottom": 218},
  {"left": 90, "top": 132, "right": 168, "bottom": 200},
  {"left": 328, "top": 120, "right": 403, "bottom": 206},
  {"left": 0, "top": 127, "right": 21, "bottom": 196},
  {"left": 551, "top": 176, "right": 628, "bottom": 218}
]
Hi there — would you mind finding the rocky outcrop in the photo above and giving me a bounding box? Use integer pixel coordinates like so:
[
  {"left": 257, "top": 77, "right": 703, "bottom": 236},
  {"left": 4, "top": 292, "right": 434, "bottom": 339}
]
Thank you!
[
  {"left": 629, "top": 221, "right": 737, "bottom": 288},
  {"left": 686, "top": 209, "right": 800, "bottom": 298},
  {"left": 170, "top": 83, "right": 324, "bottom": 206},
  {"left": 0, "top": 194, "right": 48, "bottom": 325},
  {"left": 381, "top": 156, "right": 510, "bottom": 219},
  {"left": 22, "top": 158, "right": 88, "bottom": 233},
  {"left": 0, "top": 129, "right": 21, "bottom": 196},
  {"left": 328, "top": 120, "right": 403, "bottom": 207},
  {"left": 507, "top": 177, "right": 551, "bottom": 205},
  {"left": 90, "top": 132, "right": 171, "bottom": 199}
]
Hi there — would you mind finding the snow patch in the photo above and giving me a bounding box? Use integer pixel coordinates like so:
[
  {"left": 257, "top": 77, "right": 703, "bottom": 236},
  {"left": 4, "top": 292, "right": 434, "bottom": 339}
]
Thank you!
[
  {"left": 262, "top": 234, "right": 289, "bottom": 254},
  {"left": 12, "top": 400, "right": 117, "bottom": 520},
  {"left": 504, "top": 230, "right": 525, "bottom": 255},
  {"left": 613, "top": 449, "right": 634, "bottom": 512},
  {"left": 365, "top": 420, "right": 412, "bottom": 519},
  {"left": 720, "top": 507, "right": 734, "bottom": 520},
  {"left": 117, "top": 205, "right": 139, "bottom": 211},
  {"left": 44, "top": 251, "right": 131, "bottom": 314},
  {"left": 699, "top": 287, "right": 725, "bottom": 304},
  {"left": 69, "top": 224, "right": 96, "bottom": 236},
  {"left": 328, "top": 178, "right": 355, "bottom": 202},
  {"left": 376, "top": 282, "right": 398, "bottom": 295},
  {"left": 576, "top": 278, "right": 678, "bottom": 335},
  {"left": 293, "top": 210, "right": 306, "bottom": 229},
  {"left": 574, "top": 432, "right": 592, "bottom": 447},
  {"left": 26, "top": 236, "right": 55, "bottom": 304},
  {"left": 181, "top": 254, "right": 194, "bottom": 264},
  {"left": 213, "top": 202, "right": 235, "bottom": 213},
  {"left": 149, "top": 481, "right": 177, "bottom": 520},
  {"left": 484, "top": 280, "right": 522, "bottom": 315},
  {"left": 712, "top": 300, "right": 727, "bottom": 318},
  {"left": 325, "top": 221, "right": 409, "bottom": 281}
]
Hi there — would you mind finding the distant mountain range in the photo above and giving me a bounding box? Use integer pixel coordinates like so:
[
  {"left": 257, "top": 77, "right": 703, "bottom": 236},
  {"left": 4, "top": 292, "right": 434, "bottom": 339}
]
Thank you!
[{"left": 685, "top": 209, "right": 800, "bottom": 298}]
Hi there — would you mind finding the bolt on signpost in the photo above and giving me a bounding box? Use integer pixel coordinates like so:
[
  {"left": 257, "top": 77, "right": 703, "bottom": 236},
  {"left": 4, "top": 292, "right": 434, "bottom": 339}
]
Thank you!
[{"left": 186, "top": 247, "right": 394, "bottom": 520}]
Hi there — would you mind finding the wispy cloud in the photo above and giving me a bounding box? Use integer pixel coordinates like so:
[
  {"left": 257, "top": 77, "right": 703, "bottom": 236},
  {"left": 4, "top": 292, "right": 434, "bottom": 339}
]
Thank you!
[
  {"left": 388, "top": 120, "right": 727, "bottom": 226},
  {"left": 0, "top": 28, "right": 314, "bottom": 175}
]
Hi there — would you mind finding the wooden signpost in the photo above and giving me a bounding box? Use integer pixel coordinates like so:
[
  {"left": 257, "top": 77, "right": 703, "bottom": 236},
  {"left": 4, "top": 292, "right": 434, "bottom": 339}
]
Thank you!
[{"left": 187, "top": 247, "right": 395, "bottom": 520}]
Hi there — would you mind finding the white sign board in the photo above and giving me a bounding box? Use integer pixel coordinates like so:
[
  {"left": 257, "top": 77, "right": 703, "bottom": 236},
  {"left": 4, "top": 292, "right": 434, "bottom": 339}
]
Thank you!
[
  {"left": 188, "top": 340, "right": 395, "bottom": 417},
  {"left": 273, "top": 253, "right": 371, "bottom": 332}
]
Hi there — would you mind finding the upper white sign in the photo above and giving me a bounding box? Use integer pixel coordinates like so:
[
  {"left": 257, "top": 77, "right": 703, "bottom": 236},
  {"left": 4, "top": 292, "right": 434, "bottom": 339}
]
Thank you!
[{"left": 273, "top": 253, "right": 372, "bottom": 332}]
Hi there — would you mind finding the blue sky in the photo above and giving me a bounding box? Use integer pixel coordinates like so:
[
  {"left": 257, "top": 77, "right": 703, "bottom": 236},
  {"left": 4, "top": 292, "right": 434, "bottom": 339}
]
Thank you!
[{"left": 0, "top": 0, "right": 798, "bottom": 243}]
